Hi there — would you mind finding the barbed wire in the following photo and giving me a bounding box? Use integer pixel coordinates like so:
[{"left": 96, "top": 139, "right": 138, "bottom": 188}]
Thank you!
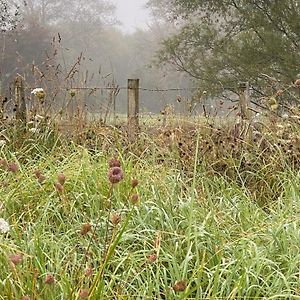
[{"left": 24, "top": 86, "right": 234, "bottom": 92}]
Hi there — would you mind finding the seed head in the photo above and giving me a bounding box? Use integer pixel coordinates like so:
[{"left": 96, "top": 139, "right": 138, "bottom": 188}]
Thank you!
[
  {"left": 85, "top": 266, "right": 93, "bottom": 277},
  {"left": 9, "top": 253, "right": 23, "bottom": 265},
  {"left": 44, "top": 273, "right": 55, "bottom": 285},
  {"left": 108, "top": 158, "right": 121, "bottom": 168},
  {"left": 295, "top": 79, "right": 300, "bottom": 86},
  {"left": 57, "top": 173, "right": 66, "bottom": 185},
  {"left": 108, "top": 167, "right": 124, "bottom": 184},
  {"left": 31, "top": 88, "right": 45, "bottom": 100},
  {"left": 54, "top": 182, "right": 64, "bottom": 193},
  {"left": 275, "top": 89, "right": 284, "bottom": 97},
  {"left": 38, "top": 175, "right": 46, "bottom": 183},
  {"left": 0, "top": 159, "right": 8, "bottom": 169},
  {"left": 80, "top": 223, "right": 92, "bottom": 235},
  {"left": 130, "top": 193, "right": 139, "bottom": 205},
  {"left": 131, "top": 178, "right": 138, "bottom": 188},
  {"left": 79, "top": 289, "right": 89, "bottom": 299},
  {"left": 8, "top": 162, "right": 19, "bottom": 173},
  {"left": 34, "top": 169, "right": 42, "bottom": 178},
  {"left": 111, "top": 213, "right": 121, "bottom": 226},
  {"left": 173, "top": 280, "right": 187, "bottom": 292},
  {"left": 147, "top": 253, "right": 157, "bottom": 264}
]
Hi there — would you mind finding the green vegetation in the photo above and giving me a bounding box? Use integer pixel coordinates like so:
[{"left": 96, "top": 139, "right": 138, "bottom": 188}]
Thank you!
[
  {"left": 148, "top": 0, "right": 300, "bottom": 98},
  {"left": 1, "top": 119, "right": 300, "bottom": 299}
]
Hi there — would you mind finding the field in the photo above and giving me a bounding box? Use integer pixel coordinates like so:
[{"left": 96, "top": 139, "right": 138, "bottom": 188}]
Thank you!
[{"left": 1, "top": 116, "right": 300, "bottom": 300}]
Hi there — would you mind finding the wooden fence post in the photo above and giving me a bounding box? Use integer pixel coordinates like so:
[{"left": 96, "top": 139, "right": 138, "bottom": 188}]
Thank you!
[
  {"left": 238, "top": 82, "right": 251, "bottom": 120},
  {"left": 14, "top": 76, "right": 27, "bottom": 123},
  {"left": 0, "top": 80, "right": 3, "bottom": 121},
  {"left": 127, "top": 79, "right": 139, "bottom": 142}
]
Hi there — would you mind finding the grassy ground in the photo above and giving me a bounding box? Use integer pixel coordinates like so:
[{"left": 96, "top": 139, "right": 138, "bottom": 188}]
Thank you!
[{"left": 1, "top": 121, "right": 300, "bottom": 299}]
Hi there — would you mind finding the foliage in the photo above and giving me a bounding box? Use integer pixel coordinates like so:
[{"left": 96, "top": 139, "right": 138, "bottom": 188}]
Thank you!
[
  {"left": 1, "top": 118, "right": 300, "bottom": 298},
  {"left": 148, "top": 0, "right": 300, "bottom": 98},
  {"left": 0, "top": 0, "right": 19, "bottom": 32}
]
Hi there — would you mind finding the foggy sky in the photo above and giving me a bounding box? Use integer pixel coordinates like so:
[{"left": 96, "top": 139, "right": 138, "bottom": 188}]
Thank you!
[{"left": 113, "top": 0, "right": 151, "bottom": 32}]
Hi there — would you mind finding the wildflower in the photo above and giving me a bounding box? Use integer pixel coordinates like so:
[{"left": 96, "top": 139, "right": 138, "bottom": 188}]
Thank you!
[
  {"left": 131, "top": 178, "right": 138, "bottom": 188},
  {"left": 147, "top": 253, "right": 157, "bottom": 264},
  {"left": 31, "top": 88, "right": 45, "bottom": 100},
  {"left": 0, "top": 218, "right": 10, "bottom": 233},
  {"left": 34, "top": 169, "right": 46, "bottom": 183},
  {"left": 21, "top": 296, "right": 31, "bottom": 300},
  {"left": 109, "top": 158, "right": 121, "bottom": 168},
  {"left": 130, "top": 193, "right": 139, "bottom": 205},
  {"left": 57, "top": 173, "right": 66, "bottom": 185},
  {"left": 8, "top": 162, "right": 19, "bottom": 173},
  {"left": 108, "top": 166, "right": 124, "bottom": 184},
  {"left": 0, "top": 159, "right": 8, "bottom": 169},
  {"left": 282, "top": 113, "right": 289, "bottom": 119},
  {"left": 9, "top": 253, "right": 23, "bottom": 265},
  {"left": 38, "top": 175, "right": 46, "bottom": 183},
  {"left": 34, "top": 169, "right": 42, "bottom": 178},
  {"left": 173, "top": 280, "right": 187, "bottom": 292},
  {"left": 44, "top": 273, "right": 55, "bottom": 285},
  {"left": 54, "top": 182, "right": 64, "bottom": 194},
  {"left": 275, "top": 89, "right": 284, "bottom": 97},
  {"left": 80, "top": 223, "right": 92, "bottom": 235},
  {"left": 85, "top": 266, "right": 93, "bottom": 277},
  {"left": 0, "top": 140, "right": 6, "bottom": 147},
  {"left": 79, "top": 289, "right": 89, "bottom": 299},
  {"left": 111, "top": 213, "right": 121, "bottom": 226}
]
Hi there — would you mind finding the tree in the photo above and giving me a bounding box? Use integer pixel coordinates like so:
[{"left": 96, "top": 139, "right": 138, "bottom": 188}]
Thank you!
[
  {"left": 0, "top": 0, "right": 19, "bottom": 32},
  {"left": 18, "top": 0, "right": 116, "bottom": 27},
  {"left": 147, "top": 0, "right": 300, "bottom": 99}
]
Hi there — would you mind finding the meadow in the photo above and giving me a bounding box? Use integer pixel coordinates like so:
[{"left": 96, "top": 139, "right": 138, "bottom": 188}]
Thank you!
[{"left": 1, "top": 113, "right": 300, "bottom": 300}]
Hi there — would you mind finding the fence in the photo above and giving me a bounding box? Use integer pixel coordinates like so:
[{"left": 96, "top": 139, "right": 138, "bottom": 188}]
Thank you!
[{"left": 0, "top": 76, "right": 253, "bottom": 141}]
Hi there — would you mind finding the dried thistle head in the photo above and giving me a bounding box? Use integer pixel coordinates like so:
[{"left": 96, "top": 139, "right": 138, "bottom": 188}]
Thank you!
[{"left": 111, "top": 213, "right": 121, "bottom": 226}]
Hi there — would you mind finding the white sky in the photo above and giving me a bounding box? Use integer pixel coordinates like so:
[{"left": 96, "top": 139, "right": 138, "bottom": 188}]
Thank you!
[{"left": 112, "top": 0, "right": 152, "bottom": 33}]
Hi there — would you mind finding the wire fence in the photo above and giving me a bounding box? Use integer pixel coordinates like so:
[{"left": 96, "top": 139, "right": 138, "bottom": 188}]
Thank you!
[{"left": 0, "top": 77, "right": 265, "bottom": 131}]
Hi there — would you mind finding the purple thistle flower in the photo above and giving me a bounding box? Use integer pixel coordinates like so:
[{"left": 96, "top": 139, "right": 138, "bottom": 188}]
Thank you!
[
  {"left": 108, "top": 159, "right": 121, "bottom": 168},
  {"left": 8, "top": 162, "right": 19, "bottom": 173},
  {"left": 108, "top": 167, "right": 124, "bottom": 184}
]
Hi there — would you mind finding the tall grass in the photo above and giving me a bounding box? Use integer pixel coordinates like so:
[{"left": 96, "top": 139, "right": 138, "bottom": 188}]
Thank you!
[{"left": 1, "top": 118, "right": 300, "bottom": 299}]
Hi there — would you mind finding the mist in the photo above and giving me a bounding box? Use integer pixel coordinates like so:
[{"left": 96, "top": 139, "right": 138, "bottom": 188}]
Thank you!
[{"left": 0, "top": 0, "right": 193, "bottom": 116}]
